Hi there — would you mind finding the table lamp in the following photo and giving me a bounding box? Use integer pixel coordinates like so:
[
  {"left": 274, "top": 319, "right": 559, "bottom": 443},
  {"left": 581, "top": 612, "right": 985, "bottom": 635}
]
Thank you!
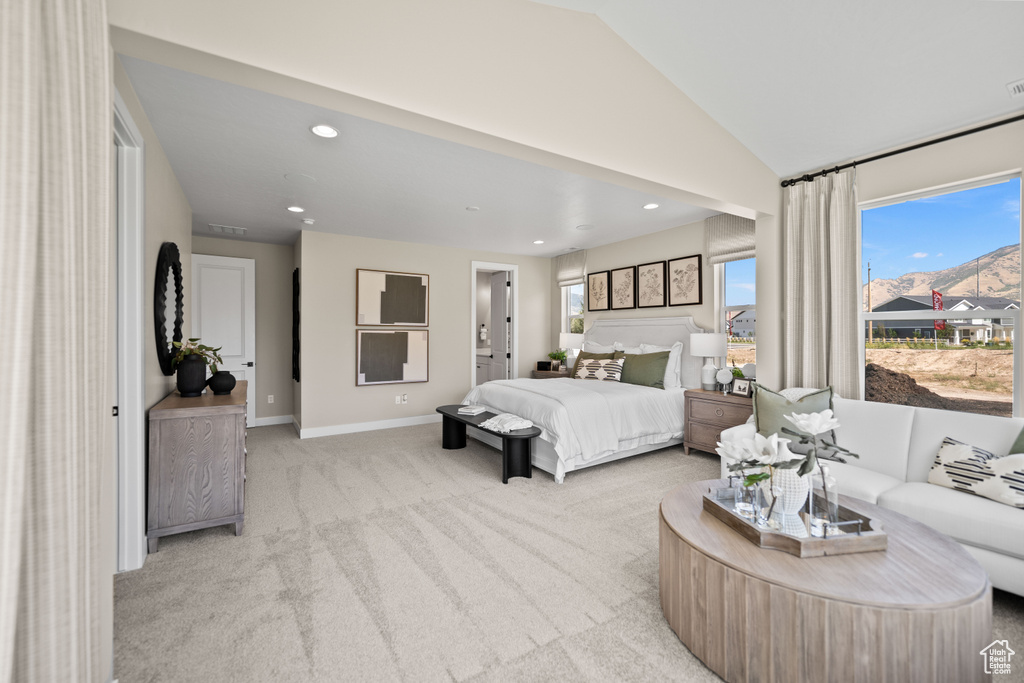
[
  {"left": 559, "top": 332, "right": 584, "bottom": 370},
  {"left": 690, "top": 333, "right": 727, "bottom": 391}
]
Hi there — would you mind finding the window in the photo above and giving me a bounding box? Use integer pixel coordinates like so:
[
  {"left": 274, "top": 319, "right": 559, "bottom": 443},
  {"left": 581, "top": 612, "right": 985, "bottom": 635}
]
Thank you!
[
  {"left": 719, "top": 257, "right": 755, "bottom": 366},
  {"left": 861, "top": 175, "right": 1021, "bottom": 417},
  {"left": 563, "top": 282, "right": 584, "bottom": 334}
]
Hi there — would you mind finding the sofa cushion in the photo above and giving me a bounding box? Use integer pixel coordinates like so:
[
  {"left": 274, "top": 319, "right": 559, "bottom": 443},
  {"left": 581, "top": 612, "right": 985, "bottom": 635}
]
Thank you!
[
  {"left": 752, "top": 385, "right": 834, "bottom": 455},
  {"left": 906, "top": 405, "right": 1024, "bottom": 482},
  {"left": 831, "top": 398, "right": 915, "bottom": 481},
  {"left": 824, "top": 461, "right": 902, "bottom": 504},
  {"left": 928, "top": 437, "right": 1024, "bottom": 508},
  {"left": 877, "top": 482, "right": 1024, "bottom": 560}
]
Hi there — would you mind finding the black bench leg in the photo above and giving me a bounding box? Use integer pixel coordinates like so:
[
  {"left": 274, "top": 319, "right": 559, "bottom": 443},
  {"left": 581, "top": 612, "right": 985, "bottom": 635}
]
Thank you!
[
  {"left": 442, "top": 415, "right": 467, "bottom": 449},
  {"left": 502, "top": 438, "right": 533, "bottom": 484}
]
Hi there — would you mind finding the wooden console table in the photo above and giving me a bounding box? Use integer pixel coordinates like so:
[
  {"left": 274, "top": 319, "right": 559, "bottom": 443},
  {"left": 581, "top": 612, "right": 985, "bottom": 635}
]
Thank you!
[{"left": 147, "top": 381, "right": 248, "bottom": 552}]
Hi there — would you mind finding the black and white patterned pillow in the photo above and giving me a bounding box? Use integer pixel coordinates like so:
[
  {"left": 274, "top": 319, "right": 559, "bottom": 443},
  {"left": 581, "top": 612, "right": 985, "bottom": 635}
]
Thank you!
[
  {"left": 574, "top": 357, "right": 624, "bottom": 382},
  {"left": 928, "top": 436, "right": 1024, "bottom": 508}
]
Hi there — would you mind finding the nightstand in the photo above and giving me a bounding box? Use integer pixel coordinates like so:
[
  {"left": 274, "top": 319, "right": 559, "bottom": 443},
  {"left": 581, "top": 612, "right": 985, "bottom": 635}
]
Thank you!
[
  {"left": 531, "top": 370, "right": 570, "bottom": 379},
  {"left": 683, "top": 388, "right": 753, "bottom": 455}
]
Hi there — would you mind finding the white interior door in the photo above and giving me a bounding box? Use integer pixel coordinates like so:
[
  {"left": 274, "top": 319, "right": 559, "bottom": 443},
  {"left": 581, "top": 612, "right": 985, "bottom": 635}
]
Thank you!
[
  {"left": 192, "top": 254, "right": 256, "bottom": 426},
  {"left": 490, "top": 271, "right": 509, "bottom": 381}
]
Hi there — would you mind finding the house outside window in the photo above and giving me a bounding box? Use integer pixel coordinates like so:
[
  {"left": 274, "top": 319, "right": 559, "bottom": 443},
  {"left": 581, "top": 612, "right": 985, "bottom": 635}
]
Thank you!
[
  {"left": 720, "top": 257, "right": 755, "bottom": 367},
  {"left": 563, "top": 283, "right": 584, "bottom": 334}
]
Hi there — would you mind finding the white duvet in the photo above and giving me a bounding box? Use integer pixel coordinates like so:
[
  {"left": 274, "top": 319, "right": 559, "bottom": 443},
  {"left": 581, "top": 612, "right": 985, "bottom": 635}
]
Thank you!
[{"left": 462, "top": 378, "right": 687, "bottom": 480}]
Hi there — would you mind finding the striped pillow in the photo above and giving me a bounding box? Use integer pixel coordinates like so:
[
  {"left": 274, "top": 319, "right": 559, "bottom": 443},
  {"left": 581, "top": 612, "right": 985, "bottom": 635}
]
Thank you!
[
  {"left": 928, "top": 436, "right": 1024, "bottom": 508},
  {"left": 574, "top": 357, "right": 624, "bottom": 382}
]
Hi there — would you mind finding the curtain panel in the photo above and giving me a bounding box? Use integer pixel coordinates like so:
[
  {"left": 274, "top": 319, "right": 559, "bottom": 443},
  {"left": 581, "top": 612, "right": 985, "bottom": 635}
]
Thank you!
[
  {"left": 705, "top": 213, "right": 755, "bottom": 265},
  {"left": 782, "top": 170, "right": 861, "bottom": 399},
  {"left": 1, "top": 0, "right": 112, "bottom": 681},
  {"left": 553, "top": 249, "right": 587, "bottom": 287}
]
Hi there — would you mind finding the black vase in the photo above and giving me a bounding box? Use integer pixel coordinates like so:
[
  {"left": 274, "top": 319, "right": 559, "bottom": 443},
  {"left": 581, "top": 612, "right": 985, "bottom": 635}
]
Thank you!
[
  {"left": 175, "top": 354, "right": 207, "bottom": 397},
  {"left": 207, "top": 370, "right": 236, "bottom": 396}
]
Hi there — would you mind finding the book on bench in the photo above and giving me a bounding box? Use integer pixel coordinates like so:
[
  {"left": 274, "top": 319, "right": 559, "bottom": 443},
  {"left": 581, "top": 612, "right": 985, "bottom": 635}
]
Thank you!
[{"left": 458, "top": 405, "right": 487, "bottom": 416}]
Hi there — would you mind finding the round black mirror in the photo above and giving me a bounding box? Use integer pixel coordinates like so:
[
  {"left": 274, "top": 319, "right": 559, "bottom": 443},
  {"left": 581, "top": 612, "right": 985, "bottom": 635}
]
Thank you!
[{"left": 155, "top": 242, "right": 184, "bottom": 376}]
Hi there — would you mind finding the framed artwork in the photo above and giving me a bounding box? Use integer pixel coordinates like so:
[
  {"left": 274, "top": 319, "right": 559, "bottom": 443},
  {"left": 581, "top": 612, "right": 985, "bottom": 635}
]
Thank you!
[
  {"left": 636, "top": 261, "right": 666, "bottom": 308},
  {"left": 610, "top": 266, "right": 636, "bottom": 310},
  {"left": 292, "top": 268, "right": 300, "bottom": 382},
  {"left": 356, "top": 329, "right": 428, "bottom": 385},
  {"left": 731, "top": 378, "right": 752, "bottom": 397},
  {"left": 587, "top": 270, "right": 610, "bottom": 311},
  {"left": 667, "top": 254, "right": 703, "bottom": 307},
  {"left": 356, "top": 269, "right": 429, "bottom": 326}
]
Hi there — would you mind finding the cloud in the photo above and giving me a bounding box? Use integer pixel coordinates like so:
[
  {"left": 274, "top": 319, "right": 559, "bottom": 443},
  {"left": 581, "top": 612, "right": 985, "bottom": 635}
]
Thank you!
[
  {"left": 1006, "top": 199, "right": 1021, "bottom": 219},
  {"left": 730, "top": 283, "right": 756, "bottom": 292},
  {"left": 911, "top": 252, "right": 928, "bottom": 258},
  {"left": 936, "top": 253, "right": 943, "bottom": 257}
]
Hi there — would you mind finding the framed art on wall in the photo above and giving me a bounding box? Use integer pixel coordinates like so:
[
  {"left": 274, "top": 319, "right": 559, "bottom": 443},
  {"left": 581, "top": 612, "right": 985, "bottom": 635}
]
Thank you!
[
  {"left": 356, "top": 329, "right": 429, "bottom": 385},
  {"left": 356, "top": 269, "right": 429, "bottom": 326},
  {"left": 610, "top": 266, "right": 636, "bottom": 310},
  {"left": 636, "top": 261, "right": 666, "bottom": 308},
  {"left": 587, "top": 270, "right": 610, "bottom": 311},
  {"left": 667, "top": 254, "right": 703, "bottom": 307}
]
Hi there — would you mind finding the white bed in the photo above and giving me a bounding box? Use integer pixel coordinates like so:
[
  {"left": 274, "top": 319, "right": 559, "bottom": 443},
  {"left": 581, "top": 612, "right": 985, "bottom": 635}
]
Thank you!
[{"left": 461, "top": 316, "right": 708, "bottom": 483}]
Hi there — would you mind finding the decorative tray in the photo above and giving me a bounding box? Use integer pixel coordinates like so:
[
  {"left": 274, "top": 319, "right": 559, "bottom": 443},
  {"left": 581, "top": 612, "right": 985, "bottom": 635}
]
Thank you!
[{"left": 702, "top": 487, "right": 887, "bottom": 558}]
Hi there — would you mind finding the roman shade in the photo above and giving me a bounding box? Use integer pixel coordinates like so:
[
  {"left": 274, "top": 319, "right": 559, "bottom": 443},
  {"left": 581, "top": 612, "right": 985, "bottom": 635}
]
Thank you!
[
  {"left": 705, "top": 213, "right": 756, "bottom": 265},
  {"left": 554, "top": 249, "right": 587, "bottom": 287}
]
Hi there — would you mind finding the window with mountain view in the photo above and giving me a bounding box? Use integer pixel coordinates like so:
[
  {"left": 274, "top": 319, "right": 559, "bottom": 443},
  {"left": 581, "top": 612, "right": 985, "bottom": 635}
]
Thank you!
[{"left": 860, "top": 175, "right": 1021, "bottom": 417}]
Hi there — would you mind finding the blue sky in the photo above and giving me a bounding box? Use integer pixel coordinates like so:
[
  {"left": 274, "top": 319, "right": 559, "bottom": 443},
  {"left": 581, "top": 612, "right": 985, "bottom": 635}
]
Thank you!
[
  {"left": 725, "top": 257, "right": 756, "bottom": 307},
  {"left": 862, "top": 177, "right": 1021, "bottom": 283}
]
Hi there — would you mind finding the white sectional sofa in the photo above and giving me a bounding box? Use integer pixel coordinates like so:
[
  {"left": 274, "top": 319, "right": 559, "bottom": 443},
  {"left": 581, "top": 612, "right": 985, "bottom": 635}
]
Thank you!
[{"left": 719, "top": 396, "right": 1024, "bottom": 597}]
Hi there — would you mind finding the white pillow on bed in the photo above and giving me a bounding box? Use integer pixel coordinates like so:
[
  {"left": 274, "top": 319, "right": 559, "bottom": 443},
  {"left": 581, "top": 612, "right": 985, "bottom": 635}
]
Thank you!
[
  {"left": 583, "top": 341, "right": 617, "bottom": 353},
  {"left": 614, "top": 341, "right": 643, "bottom": 355},
  {"left": 639, "top": 342, "right": 684, "bottom": 389}
]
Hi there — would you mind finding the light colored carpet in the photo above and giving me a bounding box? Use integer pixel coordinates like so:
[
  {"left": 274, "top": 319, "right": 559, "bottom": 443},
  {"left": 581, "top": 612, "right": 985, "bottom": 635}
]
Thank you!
[{"left": 114, "top": 424, "right": 1024, "bottom": 682}]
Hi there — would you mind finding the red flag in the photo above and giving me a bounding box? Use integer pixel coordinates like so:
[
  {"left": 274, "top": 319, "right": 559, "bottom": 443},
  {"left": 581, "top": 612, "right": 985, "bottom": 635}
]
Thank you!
[{"left": 932, "top": 290, "right": 945, "bottom": 331}]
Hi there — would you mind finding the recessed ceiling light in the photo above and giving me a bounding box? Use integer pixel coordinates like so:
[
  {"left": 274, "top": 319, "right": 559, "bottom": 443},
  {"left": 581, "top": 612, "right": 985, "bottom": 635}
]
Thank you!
[
  {"left": 533, "top": 240, "right": 544, "bottom": 245},
  {"left": 310, "top": 124, "right": 339, "bottom": 138},
  {"left": 576, "top": 224, "right": 593, "bottom": 231},
  {"left": 466, "top": 206, "right": 480, "bottom": 212},
  {"left": 302, "top": 218, "right": 315, "bottom": 225},
  {"left": 287, "top": 206, "right": 305, "bottom": 213},
  {"left": 643, "top": 203, "right": 660, "bottom": 210}
]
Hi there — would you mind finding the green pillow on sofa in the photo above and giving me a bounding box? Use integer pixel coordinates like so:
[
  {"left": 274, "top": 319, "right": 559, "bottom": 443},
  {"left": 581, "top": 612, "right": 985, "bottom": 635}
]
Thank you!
[
  {"left": 753, "top": 385, "right": 834, "bottom": 454},
  {"left": 620, "top": 351, "right": 670, "bottom": 389}
]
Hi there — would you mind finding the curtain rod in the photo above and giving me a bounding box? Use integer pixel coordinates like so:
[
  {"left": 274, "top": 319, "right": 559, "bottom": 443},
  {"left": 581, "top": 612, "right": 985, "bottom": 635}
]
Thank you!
[{"left": 780, "top": 112, "right": 1024, "bottom": 188}]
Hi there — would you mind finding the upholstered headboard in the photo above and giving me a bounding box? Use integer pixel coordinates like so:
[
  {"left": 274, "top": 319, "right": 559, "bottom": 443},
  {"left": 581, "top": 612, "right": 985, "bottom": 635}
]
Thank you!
[{"left": 583, "top": 316, "right": 710, "bottom": 389}]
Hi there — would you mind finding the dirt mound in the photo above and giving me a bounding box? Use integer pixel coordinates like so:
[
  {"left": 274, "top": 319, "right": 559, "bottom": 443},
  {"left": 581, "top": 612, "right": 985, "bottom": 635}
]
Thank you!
[{"left": 865, "top": 363, "right": 1010, "bottom": 417}]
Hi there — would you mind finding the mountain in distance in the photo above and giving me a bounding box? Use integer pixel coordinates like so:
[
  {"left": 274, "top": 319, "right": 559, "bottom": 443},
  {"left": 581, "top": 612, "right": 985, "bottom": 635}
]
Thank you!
[{"left": 864, "top": 244, "right": 1021, "bottom": 308}]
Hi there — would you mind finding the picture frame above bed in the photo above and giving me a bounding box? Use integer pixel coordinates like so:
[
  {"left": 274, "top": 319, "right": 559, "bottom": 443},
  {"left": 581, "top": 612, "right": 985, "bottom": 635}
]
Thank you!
[
  {"left": 636, "top": 261, "right": 666, "bottom": 308},
  {"left": 609, "top": 266, "right": 636, "bottom": 310},
  {"left": 587, "top": 270, "right": 610, "bottom": 311},
  {"left": 356, "top": 268, "right": 429, "bottom": 326},
  {"left": 667, "top": 254, "right": 703, "bottom": 307}
]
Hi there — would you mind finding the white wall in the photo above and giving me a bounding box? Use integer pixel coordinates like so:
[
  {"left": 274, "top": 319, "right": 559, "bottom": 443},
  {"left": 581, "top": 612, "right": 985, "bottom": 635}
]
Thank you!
[{"left": 298, "top": 231, "right": 550, "bottom": 432}]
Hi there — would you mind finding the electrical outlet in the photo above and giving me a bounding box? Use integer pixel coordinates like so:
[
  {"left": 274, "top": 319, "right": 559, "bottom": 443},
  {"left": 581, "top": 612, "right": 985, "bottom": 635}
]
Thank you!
[
  {"left": 395, "top": 395, "right": 401, "bottom": 405},
  {"left": 267, "top": 394, "right": 274, "bottom": 404},
  {"left": 402, "top": 394, "right": 408, "bottom": 404}
]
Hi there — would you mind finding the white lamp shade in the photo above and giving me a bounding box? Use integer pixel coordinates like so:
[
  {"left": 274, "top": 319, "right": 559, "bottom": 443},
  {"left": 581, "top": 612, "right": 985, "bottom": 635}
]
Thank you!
[
  {"left": 690, "top": 332, "right": 727, "bottom": 358},
  {"left": 559, "top": 332, "right": 584, "bottom": 349}
]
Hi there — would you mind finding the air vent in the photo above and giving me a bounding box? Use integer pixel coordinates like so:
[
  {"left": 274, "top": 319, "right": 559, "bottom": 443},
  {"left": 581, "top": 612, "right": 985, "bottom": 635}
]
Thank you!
[
  {"left": 1008, "top": 78, "right": 1024, "bottom": 99},
  {"left": 208, "top": 224, "right": 248, "bottom": 235}
]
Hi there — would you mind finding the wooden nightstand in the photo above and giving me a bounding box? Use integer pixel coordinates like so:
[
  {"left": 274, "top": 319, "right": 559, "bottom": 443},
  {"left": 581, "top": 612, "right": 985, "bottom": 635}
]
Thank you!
[
  {"left": 683, "top": 388, "right": 753, "bottom": 455},
  {"left": 531, "top": 370, "right": 570, "bottom": 379}
]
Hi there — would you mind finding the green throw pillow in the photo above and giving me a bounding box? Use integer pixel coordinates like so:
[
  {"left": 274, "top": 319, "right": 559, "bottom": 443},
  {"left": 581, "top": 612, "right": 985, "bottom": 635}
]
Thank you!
[
  {"left": 752, "top": 385, "right": 834, "bottom": 454},
  {"left": 620, "top": 351, "right": 670, "bottom": 389},
  {"left": 571, "top": 351, "right": 623, "bottom": 379},
  {"left": 1009, "top": 427, "right": 1024, "bottom": 455}
]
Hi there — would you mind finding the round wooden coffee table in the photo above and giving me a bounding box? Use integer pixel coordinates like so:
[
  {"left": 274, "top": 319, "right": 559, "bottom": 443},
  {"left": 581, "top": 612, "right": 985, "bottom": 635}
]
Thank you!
[{"left": 659, "top": 479, "right": 992, "bottom": 683}]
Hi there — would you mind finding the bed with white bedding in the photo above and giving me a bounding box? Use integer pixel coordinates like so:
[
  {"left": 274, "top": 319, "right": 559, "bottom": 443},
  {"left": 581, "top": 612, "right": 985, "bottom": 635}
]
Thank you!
[{"left": 461, "top": 316, "right": 708, "bottom": 483}]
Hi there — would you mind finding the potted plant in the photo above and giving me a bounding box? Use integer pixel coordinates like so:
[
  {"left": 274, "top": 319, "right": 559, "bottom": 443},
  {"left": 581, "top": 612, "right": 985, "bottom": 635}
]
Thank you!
[
  {"left": 548, "top": 349, "right": 567, "bottom": 371},
  {"left": 171, "top": 338, "right": 230, "bottom": 397}
]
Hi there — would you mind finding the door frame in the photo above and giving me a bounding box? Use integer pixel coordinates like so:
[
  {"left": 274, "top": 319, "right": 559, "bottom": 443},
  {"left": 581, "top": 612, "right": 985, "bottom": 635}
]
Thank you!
[
  {"left": 470, "top": 261, "right": 519, "bottom": 388},
  {"left": 114, "top": 90, "right": 147, "bottom": 572}
]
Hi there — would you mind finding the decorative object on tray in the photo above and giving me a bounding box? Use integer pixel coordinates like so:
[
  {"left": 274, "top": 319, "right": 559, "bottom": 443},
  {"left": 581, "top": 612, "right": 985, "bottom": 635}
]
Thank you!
[
  {"left": 731, "top": 377, "right": 752, "bottom": 397},
  {"left": 716, "top": 367, "right": 733, "bottom": 394},
  {"left": 356, "top": 268, "right": 429, "bottom": 326},
  {"left": 171, "top": 337, "right": 224, "bottom": 398},
  {"left": 458, "top": 405, "right": 487, "bottom": 416},
  {"left": 716, "top": 432, "right": 804, "bottom": 527},
  {"left": 636, "top": 261, "right": 666, "bottom": 308},
  {"left": 667, "top": 254, "right": 702, "bottom": 306},
  {"left": 610, "top": 266, "right": 636, "bottom": 310},
  {"left": 690, "top": 332, "right": 726, "bottom": 390},
  {"left": 356, "top": 329, "right": 429, "bottom": 385},
  {"left": 587, "top": 271, "right": 609, "bottom": 311}
]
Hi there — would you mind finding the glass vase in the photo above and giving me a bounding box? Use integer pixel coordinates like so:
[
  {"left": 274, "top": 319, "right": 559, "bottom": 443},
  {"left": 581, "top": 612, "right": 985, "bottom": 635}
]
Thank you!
[{"left": 810, "top": 466, "right": 839, "bottom": 537}]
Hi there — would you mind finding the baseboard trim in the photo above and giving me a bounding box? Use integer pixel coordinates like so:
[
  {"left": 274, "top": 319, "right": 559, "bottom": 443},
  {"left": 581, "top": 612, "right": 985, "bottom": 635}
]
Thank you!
[
  {"left": 254, "top": 415, "right": 294, "bottom": 427},
  {"left": 299, "top": 414, "right": 442, "bottom": 439}
]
